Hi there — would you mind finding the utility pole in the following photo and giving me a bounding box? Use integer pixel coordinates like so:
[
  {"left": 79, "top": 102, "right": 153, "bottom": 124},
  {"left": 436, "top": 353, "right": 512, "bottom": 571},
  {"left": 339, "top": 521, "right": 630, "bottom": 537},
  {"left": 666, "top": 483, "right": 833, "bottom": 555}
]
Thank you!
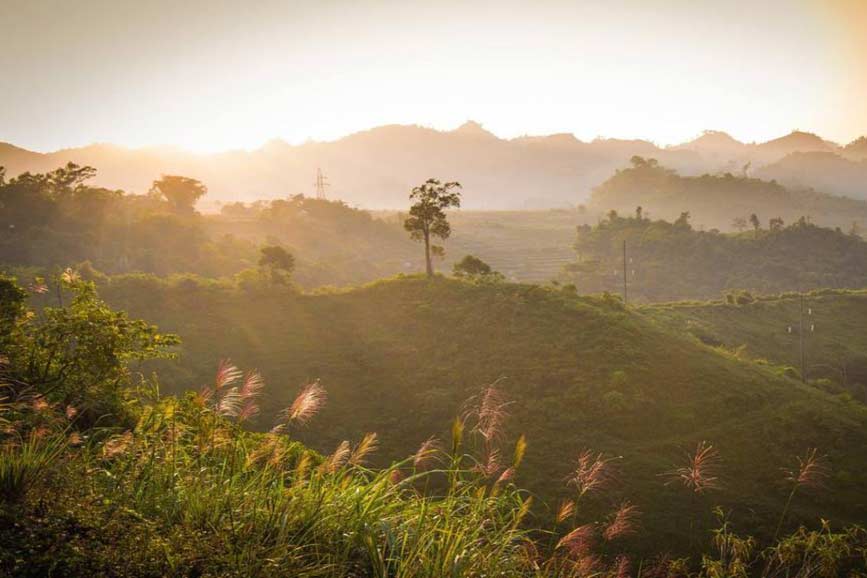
[
  {"left": 314, "top": 168, "right": 329, "bottom": 200},
  {"left": 798, "top": 292, "right": 805, "bottom": 382},
  {"left": 787, "top": 291, "right": 813, "bottom": 383},
  {"left": 622, "top": 239, "right": 628, "bottom": 306}
]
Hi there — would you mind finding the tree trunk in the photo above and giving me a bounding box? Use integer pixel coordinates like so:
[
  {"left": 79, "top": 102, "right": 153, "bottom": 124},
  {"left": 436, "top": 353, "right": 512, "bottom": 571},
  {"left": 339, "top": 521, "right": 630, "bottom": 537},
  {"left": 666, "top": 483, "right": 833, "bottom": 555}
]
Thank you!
[{"left": 424, "top": 231, "right": 433, "bottom": 277}]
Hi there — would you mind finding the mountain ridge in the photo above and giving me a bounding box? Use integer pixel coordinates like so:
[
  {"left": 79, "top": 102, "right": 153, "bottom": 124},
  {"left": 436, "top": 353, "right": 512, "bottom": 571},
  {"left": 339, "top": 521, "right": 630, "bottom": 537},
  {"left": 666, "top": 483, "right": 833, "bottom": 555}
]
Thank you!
[{"left": 1, "top": 124, "right": 864, "bottom": 208}]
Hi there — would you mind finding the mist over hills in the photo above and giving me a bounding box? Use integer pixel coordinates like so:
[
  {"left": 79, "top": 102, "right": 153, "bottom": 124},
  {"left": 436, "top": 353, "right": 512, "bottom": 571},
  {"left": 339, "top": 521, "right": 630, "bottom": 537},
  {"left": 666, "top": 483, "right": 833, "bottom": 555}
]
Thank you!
[{"left": 1, "top": 124, "right": 865, "bottom": 209}]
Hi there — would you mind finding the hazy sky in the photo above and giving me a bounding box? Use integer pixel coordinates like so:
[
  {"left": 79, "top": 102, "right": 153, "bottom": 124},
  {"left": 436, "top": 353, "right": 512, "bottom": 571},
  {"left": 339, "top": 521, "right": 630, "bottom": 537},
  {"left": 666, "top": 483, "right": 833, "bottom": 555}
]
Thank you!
[{"left": 1, "top": 0, "right": 865, "bottom": 152}]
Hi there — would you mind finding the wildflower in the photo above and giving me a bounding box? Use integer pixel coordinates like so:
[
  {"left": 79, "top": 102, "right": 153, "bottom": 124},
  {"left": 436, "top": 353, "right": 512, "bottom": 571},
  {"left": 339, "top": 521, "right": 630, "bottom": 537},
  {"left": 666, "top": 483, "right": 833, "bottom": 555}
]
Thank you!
[
  {"left": 604, "top": 501, "right": 641, "bottom": 540},
  {"left": 68, "top": 432, "right": 83, "bottom": 446},
  {"left": 28, "top": 281, "right": 49, "bottom": 294},
  {"left": 664, "top": 441, "right": 722, "bottom": 494},
  {"left": 65, "top": 405, "right": 78, "bottom": 420}
]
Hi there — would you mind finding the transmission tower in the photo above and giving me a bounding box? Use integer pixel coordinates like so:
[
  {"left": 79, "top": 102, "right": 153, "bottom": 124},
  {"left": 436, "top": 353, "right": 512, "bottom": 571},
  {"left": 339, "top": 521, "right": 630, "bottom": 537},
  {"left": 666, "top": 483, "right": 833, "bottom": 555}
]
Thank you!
[{"left": 314, "top": 168, "right": 329, "bottom": 200}]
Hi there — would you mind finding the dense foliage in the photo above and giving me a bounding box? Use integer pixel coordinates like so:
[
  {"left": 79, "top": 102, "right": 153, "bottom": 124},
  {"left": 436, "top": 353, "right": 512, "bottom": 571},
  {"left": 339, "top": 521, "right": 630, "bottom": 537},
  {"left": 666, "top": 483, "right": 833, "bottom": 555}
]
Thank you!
[
  {"left": 564, "top": 210, "right": 867, "bottom": 301},
  {"left": 0, "top": 164, "right": 417, "bottom": 287}
]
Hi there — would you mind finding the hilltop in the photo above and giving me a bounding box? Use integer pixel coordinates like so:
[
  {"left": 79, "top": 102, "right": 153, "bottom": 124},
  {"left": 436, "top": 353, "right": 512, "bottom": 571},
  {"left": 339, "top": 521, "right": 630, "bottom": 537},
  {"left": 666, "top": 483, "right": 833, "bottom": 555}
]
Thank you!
[
  {"left": 2, "top": 125, "right": 865, "bottom": 209},
  {"left": 756, "top": 151, "right": 867, "bottom": 200},
  {"left": 98, "top": 275, "right": 867, "bottom": 551},
  {"left": 588, "top": 156, "right": 867, "bottom": 230}
]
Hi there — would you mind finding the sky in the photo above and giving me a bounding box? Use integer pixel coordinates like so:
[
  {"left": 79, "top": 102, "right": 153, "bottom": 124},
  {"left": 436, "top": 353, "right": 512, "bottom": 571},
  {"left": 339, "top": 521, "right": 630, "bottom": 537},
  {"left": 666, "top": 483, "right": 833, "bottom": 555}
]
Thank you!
[{"left": 1, "top": 0, "right": 865, "bottom": 153}]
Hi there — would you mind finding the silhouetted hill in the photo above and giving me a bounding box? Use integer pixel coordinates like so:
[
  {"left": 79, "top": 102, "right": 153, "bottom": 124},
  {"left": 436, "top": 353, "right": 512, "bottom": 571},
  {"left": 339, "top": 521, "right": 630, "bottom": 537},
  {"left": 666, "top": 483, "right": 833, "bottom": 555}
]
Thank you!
[
  {"left": 3, "top": 124, "right": 862, "bottom": 209},
  {"left": 589, "top": 157, "right": 867, "bottom": 231},
  {"left": 843, "top": 136, "right": 867, "bottom": 160},
  {"left": 756, "top": 152, "right": 867, "bottom": 200},
  {"left": 756, "top": 130, "right": 838, "bottom": 158}
]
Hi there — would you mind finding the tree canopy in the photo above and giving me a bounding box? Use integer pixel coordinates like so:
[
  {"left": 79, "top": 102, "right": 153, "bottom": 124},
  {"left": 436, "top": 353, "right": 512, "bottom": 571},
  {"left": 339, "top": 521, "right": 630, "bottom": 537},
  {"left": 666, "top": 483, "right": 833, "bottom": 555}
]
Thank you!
[{"left": 403, "top": 178, "right": 462, "bottom": 277}]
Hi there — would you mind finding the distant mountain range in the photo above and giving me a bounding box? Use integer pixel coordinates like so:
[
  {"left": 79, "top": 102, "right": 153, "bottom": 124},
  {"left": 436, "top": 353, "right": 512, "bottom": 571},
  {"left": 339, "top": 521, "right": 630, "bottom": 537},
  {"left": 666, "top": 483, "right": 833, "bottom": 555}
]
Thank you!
[{"left": 1, "top": 123, "right": 865, "bottom": 209}]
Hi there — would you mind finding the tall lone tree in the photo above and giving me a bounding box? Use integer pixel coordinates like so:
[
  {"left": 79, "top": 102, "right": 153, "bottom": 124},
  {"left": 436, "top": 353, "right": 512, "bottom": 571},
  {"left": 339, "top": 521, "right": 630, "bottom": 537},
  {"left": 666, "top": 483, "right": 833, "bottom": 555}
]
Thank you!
[
  {"left": 404, "top": 178, "right": 462, "bottom": 278},
  {"left": 150, "top": 175, "right": 207, "bottom": 214}
]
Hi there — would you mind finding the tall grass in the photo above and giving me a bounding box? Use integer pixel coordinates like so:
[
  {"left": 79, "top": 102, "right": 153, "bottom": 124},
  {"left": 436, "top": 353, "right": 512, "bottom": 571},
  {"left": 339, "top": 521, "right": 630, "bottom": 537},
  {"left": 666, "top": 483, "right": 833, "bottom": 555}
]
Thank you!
[{"left": 2, "top": 366, "right": 866, "bottom": 577}]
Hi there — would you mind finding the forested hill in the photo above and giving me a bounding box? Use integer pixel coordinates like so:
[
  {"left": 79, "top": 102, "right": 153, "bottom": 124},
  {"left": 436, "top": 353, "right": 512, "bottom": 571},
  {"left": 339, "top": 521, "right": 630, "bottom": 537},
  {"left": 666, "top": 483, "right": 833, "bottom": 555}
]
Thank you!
[
  {"left": 589, "top": 156, "right": 867, "bottom": 231},
  {"left": 564, "top": 211, "right": 867, "bottom": 302},
  {"left": 97, "top": 274, "right": 867, "bottom": 552}
]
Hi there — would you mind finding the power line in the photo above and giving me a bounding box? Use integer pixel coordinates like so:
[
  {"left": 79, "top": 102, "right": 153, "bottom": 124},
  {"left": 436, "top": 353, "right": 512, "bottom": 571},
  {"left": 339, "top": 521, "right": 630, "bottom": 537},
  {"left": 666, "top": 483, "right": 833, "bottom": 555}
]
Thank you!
[{"left": 314, "top": 168, "right": 329, "bottom": 200}]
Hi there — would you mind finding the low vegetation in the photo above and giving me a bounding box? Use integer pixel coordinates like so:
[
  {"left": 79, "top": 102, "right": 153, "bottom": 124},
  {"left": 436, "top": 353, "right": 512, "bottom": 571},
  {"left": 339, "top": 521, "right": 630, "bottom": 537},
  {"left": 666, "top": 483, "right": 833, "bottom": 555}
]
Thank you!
[{"left": 2, "top": 274, "right": 866, "bottom": 576}]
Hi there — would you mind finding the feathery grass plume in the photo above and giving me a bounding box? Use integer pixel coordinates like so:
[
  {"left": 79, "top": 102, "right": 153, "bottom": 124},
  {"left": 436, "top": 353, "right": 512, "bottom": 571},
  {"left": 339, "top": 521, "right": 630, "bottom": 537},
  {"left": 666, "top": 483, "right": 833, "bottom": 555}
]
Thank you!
[
  {"left": 604, "top": 501, "right": 641, "bottom": 541},
  {"left": 496, "top": 467, "right": 514, "bottom": 485},
  {"left": 217, "top": 386, "right": 241, "bottom": 418},
  {"left": 293, "top": 451, "right": 312, "bottom": 483},
  {"left": 556, "top": 523, "right": 596, "bottom": 558},
  {"left": 237, "top": 370, "right": 264, "bottom": 422},
  {"left": 556, "top": 499, "right": 576, "bottom": 523},
  {"left": 574, "top": 553, "right": 602, "bottom": 576},
  {"left": 569, "top": 449, "right": 618, "bottom": 498},
  {"left": 273, "top": 379, "right": 326, "bottom": 432},
  {"left": 476, "top": 448, "right": 501, "bottom": 478},
  {"left": 612, "top": 555, "right": 631, "bottom": 578},
  {"left": 413, "top": 436, "right": 442, "bottom": 470},
  {"left": 784, "top": 447, "right": 829, "bottom": 490},
  {"left": 466, "top": 381, "right": 512, "bottom": 444},
  {"left": 102, "top": 431, "right": 133, "bottom": 458},
  {"left": 664, "top": 441, "right": 722, "bottom": 494},
  {"left": 512, "top": 434, "right": 527, "bottom": 469},
  {"left": 450, "top": 416, "right": 465, "bottom": 456},
  {"left": 775, "top": 448, "right": 830, "bottom": 539},
  {"left": 349, "top": 432, "right": 379, "bottom": 465},
  {"left": 324, "top": 440, "right": 351, "bottom": 473},
  {"left": 199, "top": 359, "right": 241, "bottom": 407}
]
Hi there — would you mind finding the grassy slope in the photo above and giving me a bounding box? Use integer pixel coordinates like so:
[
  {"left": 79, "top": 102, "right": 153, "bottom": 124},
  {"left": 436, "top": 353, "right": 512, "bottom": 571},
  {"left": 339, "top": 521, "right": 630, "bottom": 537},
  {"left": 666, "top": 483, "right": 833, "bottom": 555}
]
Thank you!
[
  {"left": 102, "top": 276, "right": 867, "bottom": 552},
  {"left": 646, "top": 291, "right": 867, "bottom": 400}
]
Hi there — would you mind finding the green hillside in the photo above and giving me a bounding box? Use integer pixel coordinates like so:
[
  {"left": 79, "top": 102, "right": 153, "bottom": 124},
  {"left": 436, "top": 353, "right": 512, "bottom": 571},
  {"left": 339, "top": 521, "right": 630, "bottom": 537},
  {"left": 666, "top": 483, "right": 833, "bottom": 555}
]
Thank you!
[
  {"left": 99, "top": 275, "right": 867, "bottom": 552},
  {"left": 646, "top": 290, "right": 867, "bottom": 402}
]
